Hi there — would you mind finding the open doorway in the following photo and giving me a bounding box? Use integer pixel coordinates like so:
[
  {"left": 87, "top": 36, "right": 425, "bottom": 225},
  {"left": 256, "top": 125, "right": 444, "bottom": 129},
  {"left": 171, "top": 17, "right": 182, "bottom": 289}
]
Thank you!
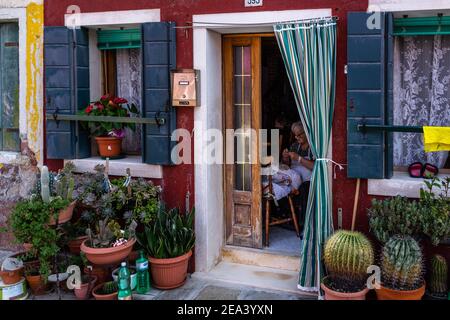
[
  {"left": 223, "top": 34, "right": 307, "bottom": 256},
  {"left": 261, "top": 37, "right": 303, "bottom": 256}
]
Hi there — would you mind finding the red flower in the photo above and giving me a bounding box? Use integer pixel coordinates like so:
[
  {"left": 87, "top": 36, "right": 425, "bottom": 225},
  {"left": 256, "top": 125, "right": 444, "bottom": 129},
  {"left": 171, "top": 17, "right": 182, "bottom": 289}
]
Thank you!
[
  {"left": 101, "top": 93, "right": 112, "bottom": 101},
  {"left": 94, "top": 102, "right": 104, "bottom": 111},
  {"left": 85, "top": 105, "right": 94, "bottom": 114},
  {"left": 113, "top": 97, "right": 128, "bottom": 105}
]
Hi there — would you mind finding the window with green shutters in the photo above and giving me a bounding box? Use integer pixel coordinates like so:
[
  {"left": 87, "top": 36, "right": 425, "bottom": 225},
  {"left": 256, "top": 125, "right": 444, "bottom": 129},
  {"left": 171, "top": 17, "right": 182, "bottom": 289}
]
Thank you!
[
  {"left": 0, "top": 23, "right": 20, "bottom": 152},
  {"left": 44, "top": 22, "right": 177, "bottom": 165},
  {"left": 347, "top": 12, "right": 450, "bottom": 179}
]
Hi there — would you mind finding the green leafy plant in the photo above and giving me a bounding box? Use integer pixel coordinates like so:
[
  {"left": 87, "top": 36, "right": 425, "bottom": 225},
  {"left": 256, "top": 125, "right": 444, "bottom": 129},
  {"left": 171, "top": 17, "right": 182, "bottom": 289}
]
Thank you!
[
  {"left": 381, "top": 236, "right": 424, "bottom": 291},
  {"left": 79, "top": 94, "right": 139, "bottom": 138},
  {"left": 419, "top": 177, "right": 450, "bottom": 246},
  {"left": 428, "top": 254, "right": 448, "bottom": 296},
  {"left": 10, "top": 198, "right": 66, "bottom": 280},
  {"left": 368, "top": 196, "right": 423, "bottom": 243},
  {"left": 323, "top": 230, "right": 374, "bottom": 292},
  {"left": 137, "top": 206, "right": 195, "bottom": 259}
]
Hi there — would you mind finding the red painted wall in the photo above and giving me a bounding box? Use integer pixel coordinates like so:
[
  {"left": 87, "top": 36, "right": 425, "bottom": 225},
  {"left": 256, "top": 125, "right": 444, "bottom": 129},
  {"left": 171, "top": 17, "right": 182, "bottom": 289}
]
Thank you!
[{"left": 44, "top": 0, "right": 368, "bottom": 227}]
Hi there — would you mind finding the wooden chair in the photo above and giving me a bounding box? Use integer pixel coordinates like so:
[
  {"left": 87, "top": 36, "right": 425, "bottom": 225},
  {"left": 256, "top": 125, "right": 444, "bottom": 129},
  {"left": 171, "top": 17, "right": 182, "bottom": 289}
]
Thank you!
[{"left": 262, "top": 172, "right": 300, "bottom": 247}]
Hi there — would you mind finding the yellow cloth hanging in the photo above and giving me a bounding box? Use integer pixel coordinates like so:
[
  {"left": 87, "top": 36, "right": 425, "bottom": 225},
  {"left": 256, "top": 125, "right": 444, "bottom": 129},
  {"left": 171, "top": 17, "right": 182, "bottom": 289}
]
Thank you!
[{"left": 423, "top": 126, "right": 450, "bottom": 152}]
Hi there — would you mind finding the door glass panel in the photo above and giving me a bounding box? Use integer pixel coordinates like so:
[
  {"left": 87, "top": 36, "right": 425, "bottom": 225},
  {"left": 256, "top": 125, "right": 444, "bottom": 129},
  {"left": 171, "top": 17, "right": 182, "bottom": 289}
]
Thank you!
[{"left": 233, "top": 46, "right": 252, "bottom": 191}]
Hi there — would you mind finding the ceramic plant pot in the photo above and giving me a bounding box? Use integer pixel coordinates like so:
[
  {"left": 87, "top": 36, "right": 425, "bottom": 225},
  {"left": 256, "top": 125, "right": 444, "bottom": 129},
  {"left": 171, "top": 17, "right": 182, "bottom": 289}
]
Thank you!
[
  {"left": 84, "top": 266, "right": 110, "bottom": 284},
  {"left": 148, "top": 250, "right": 192, "bottom": 290},
  {"left": 95, "top": 136, "right": 122, "bottom": 158},
  {"left": 0, "top": 267, "right": 24, "bottom": 285},
  {"left": 48, "top": 201, "right": 76, "bottom": 225},
  {"left": 68, "top": 236, "right": 88, "bottom": 254},
  {"left": 26, "top": 274, "right": 49, "bottom": 296},
  {"left": 80, "top": 238, "right": 136, "bottom": 266},
  {"left": 321, "top": 280, "right": 369, "bottom": 300},
  {"left": 376, "top": 283, "right": 426, "bottom": 300},
  {"left": 74, "top": 275, "right": 97, "bottom": 300},
  {"left": 92, "top": 283, "right": 118, "bottom": 300}
]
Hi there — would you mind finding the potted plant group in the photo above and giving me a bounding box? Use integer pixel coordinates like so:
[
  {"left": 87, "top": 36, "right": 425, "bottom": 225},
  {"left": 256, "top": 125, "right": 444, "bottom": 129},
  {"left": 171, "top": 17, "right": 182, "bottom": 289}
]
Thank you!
[
  {"left": 376, "top": 235, "right": 426, "bottom": 300},
  {"left": 426, "top": 254, "right": 448, "bottom": 300},
  {"left": 321, "top": 230, "right": 374, "bottom": 300},
  {"left": 138, "top": 207, "right": 195, "bottom": 289},
  {"left": 80, "top": 218, "right": 137, "bottom": 266},
  {"left": 80, "top": 94, "right": 139, "bottom": 158}
]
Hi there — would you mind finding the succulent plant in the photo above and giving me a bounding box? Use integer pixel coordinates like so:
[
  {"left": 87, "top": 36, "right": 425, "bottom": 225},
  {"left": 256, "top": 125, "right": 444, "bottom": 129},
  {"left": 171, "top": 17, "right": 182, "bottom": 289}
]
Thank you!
[
  {"left": 381, "top": 236, "right": 424, "bottom": 291},
  {"left": 429, "top": 255, "right": 448, "bottom": 295},
  {"left": 86, "top": 218, "right": 115, "bottom": 248},
  {"left": 323, "top": 230, "right": 374, "bottom": 291},
  {"left": 99, "top": 281, "right": 118, "bottom": 295}
]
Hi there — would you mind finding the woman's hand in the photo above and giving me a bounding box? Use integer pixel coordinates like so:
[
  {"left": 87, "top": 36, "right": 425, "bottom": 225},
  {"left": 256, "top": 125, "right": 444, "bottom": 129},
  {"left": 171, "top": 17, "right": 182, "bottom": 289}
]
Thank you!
[{"left": 289, "top": 152, "right": 300, "bottom": 162}]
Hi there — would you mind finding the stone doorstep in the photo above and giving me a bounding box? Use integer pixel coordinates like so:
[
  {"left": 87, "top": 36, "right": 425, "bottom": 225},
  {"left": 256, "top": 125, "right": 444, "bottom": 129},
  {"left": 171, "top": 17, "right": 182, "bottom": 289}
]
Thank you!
[{"left": 192, "top": 261, "right": 317, "bottom": 298}]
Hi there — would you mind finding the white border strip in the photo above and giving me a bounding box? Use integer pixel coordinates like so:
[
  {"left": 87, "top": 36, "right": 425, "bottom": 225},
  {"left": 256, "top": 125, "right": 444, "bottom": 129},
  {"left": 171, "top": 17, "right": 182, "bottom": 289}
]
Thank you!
[{"left": 64, "top": 9, "right": 160, "bottom": 28}]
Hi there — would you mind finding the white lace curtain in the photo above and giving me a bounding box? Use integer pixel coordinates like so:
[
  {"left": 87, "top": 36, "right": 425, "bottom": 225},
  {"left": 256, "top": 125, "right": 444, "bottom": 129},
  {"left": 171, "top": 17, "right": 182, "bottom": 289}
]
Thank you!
[
  {"left": 116, "top": 48, "right": 142, "bottom": 154},
  {"left": 393, "top": 35, "right": 450, "bottom": 169}
]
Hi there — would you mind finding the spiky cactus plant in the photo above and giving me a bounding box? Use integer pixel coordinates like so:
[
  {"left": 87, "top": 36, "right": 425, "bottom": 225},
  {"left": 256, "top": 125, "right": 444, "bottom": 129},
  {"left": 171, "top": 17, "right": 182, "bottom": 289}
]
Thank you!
[
  {"left": 40, "top": 166, "right": 50, "bottom": 203},
  {"left": 381, "top": 236, "right": 424, "bottom": 291},
  {"left": 429, "top": 255, "right": 448, "bottom": 295},
  {"left": 323, "top": 230, "right": 374, "bottom": 291}
]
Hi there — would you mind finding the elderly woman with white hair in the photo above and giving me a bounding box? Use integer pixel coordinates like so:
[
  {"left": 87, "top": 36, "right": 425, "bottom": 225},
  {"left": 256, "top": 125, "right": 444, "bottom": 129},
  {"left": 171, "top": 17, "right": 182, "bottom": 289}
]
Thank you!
[{"left": 281, "top": 121, "right": 315, "bottom": 228}]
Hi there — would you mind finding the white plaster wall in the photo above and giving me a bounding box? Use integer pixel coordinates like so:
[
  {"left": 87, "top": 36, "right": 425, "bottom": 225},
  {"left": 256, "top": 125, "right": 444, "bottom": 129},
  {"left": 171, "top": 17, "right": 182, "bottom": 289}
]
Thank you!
[
  {"left": 0, "top": 0, "right": 42, "bottom": 8},
  {"left": 368, "top": 0, "right": 450, "bottom": 12}
]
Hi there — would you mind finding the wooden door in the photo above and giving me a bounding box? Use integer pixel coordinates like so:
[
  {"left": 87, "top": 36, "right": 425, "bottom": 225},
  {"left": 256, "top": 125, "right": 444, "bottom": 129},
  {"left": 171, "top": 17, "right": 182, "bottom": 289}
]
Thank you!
[{"left": 223, "top": 36, "right": 262, "bottom": 248}]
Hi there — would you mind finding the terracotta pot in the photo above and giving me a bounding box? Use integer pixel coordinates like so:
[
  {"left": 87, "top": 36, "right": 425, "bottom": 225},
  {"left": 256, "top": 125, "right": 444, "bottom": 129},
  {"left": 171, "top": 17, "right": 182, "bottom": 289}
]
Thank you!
[
  {"left": 128, "top": 250, "right": 139, "bottom": 262},
  {"left": 84, "top": 266, "right": 110, "bottom": 284},
  {"left": 92, "top": 283, "right": 118, "bottom": 300},
  {"left": 376, "top": 283, "right": 426, "bottom": 300},
  {"left": 26, "top": 274, "right": 49, "bottom": 295},
  {"left": 95, "top": 136, "right": 122, "bottom": 158},
  {"left": 321, "top": 281, "right": 369, "bottom": 300},
  {"left": 74, "top": 275, "right": 97, "bottom": 300},
  {"left": 0, "top": 267, "right": 24, "bottom": 285},
  {"left": 148, "top": 250, "right": 192, "bottom": 290},
  {"left": 81, "top": 238, "right": 136, "bottom": 266},
  {"left": 49, "top": 201, "right": 76, "bottom": 225},
  {"left": 68, "top": 236, "right": 88, "bottom": 254}
]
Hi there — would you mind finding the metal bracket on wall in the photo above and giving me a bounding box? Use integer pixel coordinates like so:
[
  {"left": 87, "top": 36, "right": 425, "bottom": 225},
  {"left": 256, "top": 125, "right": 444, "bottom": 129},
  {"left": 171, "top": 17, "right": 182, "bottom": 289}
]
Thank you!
[
  {"left": 357, "top": 123, "right": 424, "bottom": 134},
  {"left": 46, "top": 111, "right": 166, "bottom": 126}
]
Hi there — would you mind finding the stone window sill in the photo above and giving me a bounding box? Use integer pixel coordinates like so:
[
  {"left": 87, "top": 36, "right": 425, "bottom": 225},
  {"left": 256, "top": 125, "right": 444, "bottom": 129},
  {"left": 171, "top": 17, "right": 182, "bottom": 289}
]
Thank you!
[
  {"left": 65, "top": 155, "right": 163, "bottom": 179},
  {"left": 368, "top": 171, "right": 450, "bottom": 198}
]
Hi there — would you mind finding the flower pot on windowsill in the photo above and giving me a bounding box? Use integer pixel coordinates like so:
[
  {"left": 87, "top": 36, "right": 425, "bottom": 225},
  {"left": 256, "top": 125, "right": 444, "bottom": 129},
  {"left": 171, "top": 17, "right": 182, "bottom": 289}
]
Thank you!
[
  {"left": 48, "top": 201, "right": 76, "bottom": 226},
  {"left": 80, "top": 238, "right": 136, "bottom": 266},
  {"left": 74, "top": 275, "right": 97, "bottom": 300},
  {"left": 148, "top": 250, "right": 192, "bottom": 290},
  {"left": 92, "top": 282, "right": 118, "bottom": 300},
  {"left": 95, "top": 136, "right": 123, "bottom": 158},
  {"left": 26, "top": 274, "right": 49, "bottom": 296}
]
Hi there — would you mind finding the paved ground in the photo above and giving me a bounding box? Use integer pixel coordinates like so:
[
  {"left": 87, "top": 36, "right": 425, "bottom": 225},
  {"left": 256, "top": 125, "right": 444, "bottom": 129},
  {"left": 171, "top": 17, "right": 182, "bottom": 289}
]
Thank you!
[{"left": 1, "top": 250, "right": 313, "bottom": 300}]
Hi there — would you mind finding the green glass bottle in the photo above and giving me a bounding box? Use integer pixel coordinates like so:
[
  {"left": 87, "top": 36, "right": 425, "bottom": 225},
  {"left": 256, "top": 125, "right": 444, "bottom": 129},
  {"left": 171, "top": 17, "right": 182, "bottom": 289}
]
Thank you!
[
  {"left": 136, "top": 250, "right": 151, "bottom": 294},
  {"left": 118, "top": 262, "right": 132, "bottom": 300}
]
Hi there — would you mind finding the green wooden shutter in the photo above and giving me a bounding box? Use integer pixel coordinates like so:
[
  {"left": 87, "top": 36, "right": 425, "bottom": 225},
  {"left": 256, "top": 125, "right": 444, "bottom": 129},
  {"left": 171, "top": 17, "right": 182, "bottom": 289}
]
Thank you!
[
  {"left": 45, "top": 27, "right": 90, "bottom": 159},
  {"left": 0, "top": 23, "right": 20, "bottom": 152},
  {"left": 141, "top": 22, "right": 176, "bottom": 165},
  {"left": 347, "top": 12, "right": 393, "bottom": 179}
]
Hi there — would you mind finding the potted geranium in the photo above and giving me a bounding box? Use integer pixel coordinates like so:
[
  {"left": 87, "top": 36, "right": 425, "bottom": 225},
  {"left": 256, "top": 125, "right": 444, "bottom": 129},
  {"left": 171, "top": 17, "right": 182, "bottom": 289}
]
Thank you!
[
  {"left": 137, "top": 207, "right": 195, "bottom": 289},
  {"left": 321, "top": 230, "right": 374, "bottom": 300},
  {"left": 80, "top": 94, "right": 139, "bottom": 158},
  {"left": 80, "top": 218, "right": 137, "bottom": 266}
]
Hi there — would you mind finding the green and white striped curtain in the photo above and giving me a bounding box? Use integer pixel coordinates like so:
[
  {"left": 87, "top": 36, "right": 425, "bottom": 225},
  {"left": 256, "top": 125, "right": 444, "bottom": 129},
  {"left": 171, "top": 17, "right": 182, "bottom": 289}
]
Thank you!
[{"left": 274, "top": 18, "right": 337, "bottom": 295}]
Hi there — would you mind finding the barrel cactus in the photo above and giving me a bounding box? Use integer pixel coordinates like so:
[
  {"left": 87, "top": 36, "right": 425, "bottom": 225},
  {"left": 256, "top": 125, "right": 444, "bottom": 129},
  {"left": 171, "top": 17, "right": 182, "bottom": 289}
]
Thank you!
[
  {"left": 429, "top": 255, "right": 448, "bottom": 295},
  {"left": 323, "top": 230, "right": 374, "bottom": 290},
  {"left": 381, "top": 236, "right": 424, "bottom": 291}
]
